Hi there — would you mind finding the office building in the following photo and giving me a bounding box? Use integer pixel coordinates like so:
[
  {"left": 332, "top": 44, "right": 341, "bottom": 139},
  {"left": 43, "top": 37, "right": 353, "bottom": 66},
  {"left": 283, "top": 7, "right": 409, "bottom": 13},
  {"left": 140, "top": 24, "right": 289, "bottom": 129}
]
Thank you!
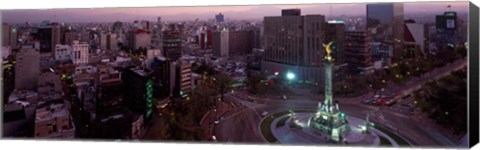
[
  {"left": 215, "top": 13, "right": 224, "bottom": 23},
  {"left": 72, "top": 41, "right": 89, "bottom": 65},
  {"left": 150, "top": 56, "right": 171, "bottom": 100},
  {"left": 436, "top": 11, "right": 458, "bottom": 50},
  {"left": 100, "top": 33, "right": 117, "bottom": 51},
  {"left": 262, "top": 9, "right": 326, "bottom": 83},
  {"left": 122, "top": 67, "right": 154, "bottom": 121},
  {"left": 31, "top": 23, "right": 61, "bottom": 57},
  {"left": 213, "top": 29, "right": 254, "bottom": 57},
  {"left": 129, "top": 29, "right": 151, "bottom": 50},
  {"left": 366, "top": 3, "right": 404, "bottom": 61},
  {"left": 174, "top": 60, "right": 192, "bottom": 99},
  {"left": 163, "top": 26, "right": 182, "bottom": 61},
  {"left": 15, "top": 48, "right": 40, "bottom": 90},
  {"left": 344, "top": 31, "right": 373, "bottom": 74}
]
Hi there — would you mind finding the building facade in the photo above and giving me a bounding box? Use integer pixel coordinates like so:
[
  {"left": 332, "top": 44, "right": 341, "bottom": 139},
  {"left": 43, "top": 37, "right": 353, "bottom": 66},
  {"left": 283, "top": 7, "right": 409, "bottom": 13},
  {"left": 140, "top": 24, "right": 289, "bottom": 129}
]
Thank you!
[
  {"left": 15, "top": 48, "right": 40, "bottom": 90},
  {"left": 262, "top": 9, "right": 326, "bottom": 83},
  {"left": 54, "top": 44, "right": 72, "bottom": 62},
  {"left": 72, "top": 41, "right": 89, "bottom": 65},
  {"left": 366, "top": 3, "right": 404, "bottom": 61},
  {"left": 344, "top": 31, "right": 373, "bottom": 74}
]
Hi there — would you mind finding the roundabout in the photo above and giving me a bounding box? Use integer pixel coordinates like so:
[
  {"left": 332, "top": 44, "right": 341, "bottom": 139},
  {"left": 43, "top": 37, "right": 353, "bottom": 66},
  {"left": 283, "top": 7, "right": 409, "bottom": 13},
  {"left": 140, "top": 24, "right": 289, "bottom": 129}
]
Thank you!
[{"left": 259, "top": 109, "right": 407, "bottom": 147}]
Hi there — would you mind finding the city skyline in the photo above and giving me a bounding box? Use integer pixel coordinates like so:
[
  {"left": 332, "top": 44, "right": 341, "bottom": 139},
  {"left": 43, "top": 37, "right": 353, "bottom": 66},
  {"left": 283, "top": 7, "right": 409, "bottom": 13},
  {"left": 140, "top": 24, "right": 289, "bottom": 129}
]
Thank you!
[{"left": 1, "top": 1, "right": 468, "bottom": 23}]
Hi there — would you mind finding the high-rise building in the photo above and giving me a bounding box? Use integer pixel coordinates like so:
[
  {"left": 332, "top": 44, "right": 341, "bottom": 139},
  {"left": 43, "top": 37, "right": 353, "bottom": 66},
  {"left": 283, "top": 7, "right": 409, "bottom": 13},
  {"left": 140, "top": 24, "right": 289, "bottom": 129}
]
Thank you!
[
  {"left": 366, "top": 3, "right": 404, "bottom": 61},
  {"left": 15, "top": 48, "right": 40, "bottom": 90},
  {"left": 150, "top": 56, "right": 171, "bottom": 100},
  {"left": 100, "top": 33, "right": 117, "bottom": 51},
  {"left": 326, "top": 20, "right": 346, "bottom": 65},
  {"left": 213, "top": 29, "right": 254, "bottom": 57},
  {"left": 72, "top": 41, "right": 89, "bottom": 65},
  {"left": 436, "top": 11, "right": 457, "bottom": 50},
  {"left": 163, "top": 25, "right": 182, "bottom": 61},
  {"left": 122, "top": 67, "right": 154, "bottom": 121},
  {"left": 344, "top": 31, "right": 373, "bottom": 74},
  {"left": 263, "top": 9, "right": 326, "bottom": 83},
  {"left": 215, "top": 13, "right": 224, "bottom": 23},
  {"left": 31, "top": 23, "right": 61, "bottom": 57},
  {"left": 174, "top": 60, "right": 192, "bottom": 99},
  {"left": 130, "top": 29, "right": 151, "bottom": 50},
  {"left": 141, "top": 20, "right": 151, "bottom": 31}
]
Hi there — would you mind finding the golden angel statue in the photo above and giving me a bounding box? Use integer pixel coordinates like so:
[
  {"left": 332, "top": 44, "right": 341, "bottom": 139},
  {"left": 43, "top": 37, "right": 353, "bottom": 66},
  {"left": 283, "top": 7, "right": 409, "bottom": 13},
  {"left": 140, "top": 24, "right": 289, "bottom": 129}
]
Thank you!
[{"left": 323, "top": 41, "right": 334, "bottom": 62}]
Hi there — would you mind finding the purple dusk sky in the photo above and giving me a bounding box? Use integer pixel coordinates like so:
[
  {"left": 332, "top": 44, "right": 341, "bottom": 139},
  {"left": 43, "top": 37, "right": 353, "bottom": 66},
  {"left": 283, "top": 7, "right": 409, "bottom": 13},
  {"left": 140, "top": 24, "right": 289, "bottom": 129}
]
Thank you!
[{"left": 0, "top": 1, "right": 469, "bottom": 23}]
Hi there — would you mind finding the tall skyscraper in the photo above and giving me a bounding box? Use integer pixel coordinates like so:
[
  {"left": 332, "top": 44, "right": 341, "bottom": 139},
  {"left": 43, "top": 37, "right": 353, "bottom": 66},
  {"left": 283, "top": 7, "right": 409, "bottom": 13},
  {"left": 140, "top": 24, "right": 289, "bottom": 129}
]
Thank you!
[
  {"left": 215, "top": 13, "right": 224, "bottom": 23},
  {"left": 367, "top": 3, "right": 404, "bottom": 61},
  {"left": 122, "top": 66, "right": 154, "bottom": 121},
  {"left": 344, "top": 31, "right": 373, "bottom": 74},
  {"left": 15, "top": 48, "right": 40, "bottom": 90},
  {"left": 163, "top": 25, "right": 182, "bottom": 61},
  {"left": 212, "top": 29, "right": 229, "bottom": 57},
  {"left": 31, "top": 23, "right": 61, "bottom": 57},
  {"left": 263, "top": 9, "right": 326, "bottom": 83}
]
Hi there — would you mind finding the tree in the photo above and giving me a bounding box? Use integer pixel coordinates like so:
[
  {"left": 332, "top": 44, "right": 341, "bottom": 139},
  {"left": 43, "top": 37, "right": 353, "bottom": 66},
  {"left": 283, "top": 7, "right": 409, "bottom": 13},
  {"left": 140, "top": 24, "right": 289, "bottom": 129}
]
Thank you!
[{"left": 212, "top": 73, "right": 234, "bottom": 103}]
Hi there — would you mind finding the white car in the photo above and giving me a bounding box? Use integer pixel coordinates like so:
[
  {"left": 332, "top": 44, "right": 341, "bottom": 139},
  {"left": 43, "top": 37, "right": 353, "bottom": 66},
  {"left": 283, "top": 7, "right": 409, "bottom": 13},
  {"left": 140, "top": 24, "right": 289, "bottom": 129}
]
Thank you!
[{"left": 262, "top": 111, "right": 268, "bottom": 116}]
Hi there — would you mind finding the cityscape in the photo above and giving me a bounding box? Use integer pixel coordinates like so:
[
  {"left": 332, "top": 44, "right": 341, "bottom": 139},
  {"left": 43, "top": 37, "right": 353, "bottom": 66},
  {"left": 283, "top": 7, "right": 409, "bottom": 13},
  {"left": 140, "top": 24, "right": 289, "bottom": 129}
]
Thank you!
[{"left": 1, "top": 1, "right": 470, "bottom": 148}]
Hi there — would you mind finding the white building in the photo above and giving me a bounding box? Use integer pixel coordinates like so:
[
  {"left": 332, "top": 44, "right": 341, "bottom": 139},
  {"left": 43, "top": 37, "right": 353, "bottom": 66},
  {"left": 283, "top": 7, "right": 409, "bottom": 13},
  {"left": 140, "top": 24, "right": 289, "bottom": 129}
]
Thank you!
[
  {"left": 72, "top": 41, "right": 89, "bottom": 65},
  {"left": 54, "top": 44, "right": 72, "bottom": 62},
  {"left": 405, "top": 22, "right": 427, "bottom": 55},
  {"left": 35, "top": 100, "right": 75, "bottom": 138}
]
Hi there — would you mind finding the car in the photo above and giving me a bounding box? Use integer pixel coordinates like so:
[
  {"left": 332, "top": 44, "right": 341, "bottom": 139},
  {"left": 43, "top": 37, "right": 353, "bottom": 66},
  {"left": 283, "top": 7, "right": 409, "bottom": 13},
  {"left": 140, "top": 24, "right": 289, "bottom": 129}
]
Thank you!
[
  {"left": 362, "top": 99, "right": 374, "bottom": 105},
  {"left": 373, "top": 99, "right": 387, "bottom": 106},
  {"left": 262, "top": 111, "right": 269, "bottom": 117},
  {"left": 214, "top": 120, "right": 220, "bottom": 124},
  {"left": 282, "top": 95, "right": 288, "bottom": 100}
]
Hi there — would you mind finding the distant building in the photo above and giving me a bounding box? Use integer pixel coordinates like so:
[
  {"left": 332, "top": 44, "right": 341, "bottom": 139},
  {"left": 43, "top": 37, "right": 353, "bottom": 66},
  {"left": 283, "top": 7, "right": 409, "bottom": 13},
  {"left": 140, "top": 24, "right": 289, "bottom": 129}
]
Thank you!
[
  {"left": 163, "top": 26, "right": 182, "bottom": 61},
  {"left": 213, "top": 29, "right": 254, "bottom": 57},
  {"left": 122, "top": 67, "right": 154, "bottom": 122},
  {"left": 64, "top": 31, "right": 79, "bottom": 45},
  {"left": 72, "top": 41, "right": 89, "bottom": 65},
  {"left": 31, "top": 23, "right": 61, "bottom": 57},
  {"left": 263, "top": 9, "right": 326, "bottom": 83},
  {"left": 436, "top": 11, "right": 457, "bottom": 50},
  {"left": 100, "top": 33, "right": 117, "bottom": 51},
  {"left": 215, "top": 13, "right": 224, "bottom": 23},
  {"left": 54, "top": 44, "right": 72, "bottom": 62},
  {"left": 15, "top": 48, "right": 40, "bottom": 90},
  {"left": 34, "top": 99, "right": 75, "bottom": 138},
  {"left": 130, "top": 29, "right": 151, "bottom": 50},
  {"left": 141, "top": 20, "right": 151, "bottom": 31},
  {"left": 345, "top": 31, "right": 373, "bottom": 75},
  {"left": 367, "top": 3, "right": 404, "bottom": 62},
  {"left": 371, "top": 42, "right": 393, "bottom": 62},
  {"left": 404, "top": 19, "right": 428, "bottom": 57}
]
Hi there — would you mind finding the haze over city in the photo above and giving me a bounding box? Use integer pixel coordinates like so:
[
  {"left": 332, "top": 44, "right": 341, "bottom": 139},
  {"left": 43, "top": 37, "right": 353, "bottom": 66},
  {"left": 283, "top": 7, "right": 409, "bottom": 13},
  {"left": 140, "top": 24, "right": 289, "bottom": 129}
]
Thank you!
[{"left": 1, "top": 1, "right": 468, "bottom": 23}]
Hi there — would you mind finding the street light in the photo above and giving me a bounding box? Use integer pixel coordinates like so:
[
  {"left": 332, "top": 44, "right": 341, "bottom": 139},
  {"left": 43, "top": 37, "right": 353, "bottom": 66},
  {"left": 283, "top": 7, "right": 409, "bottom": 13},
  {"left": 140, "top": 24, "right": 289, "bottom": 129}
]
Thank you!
[{"left": 287, "top": 72, "right": 295, "bottom": 80}]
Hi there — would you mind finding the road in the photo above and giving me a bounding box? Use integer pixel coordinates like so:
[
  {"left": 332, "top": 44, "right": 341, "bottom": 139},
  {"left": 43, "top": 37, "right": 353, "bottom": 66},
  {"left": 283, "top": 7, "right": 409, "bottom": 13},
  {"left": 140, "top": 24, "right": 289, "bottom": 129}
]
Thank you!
[{"left": 211, "top": 58, "right": 466, "bottom": 147}]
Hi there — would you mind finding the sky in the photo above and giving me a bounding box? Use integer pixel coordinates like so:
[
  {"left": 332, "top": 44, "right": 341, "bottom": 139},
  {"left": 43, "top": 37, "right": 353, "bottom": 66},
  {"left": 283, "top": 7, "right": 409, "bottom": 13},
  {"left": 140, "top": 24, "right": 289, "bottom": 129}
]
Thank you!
[{"left": 0, "top": 1, "right": 469, "bottom": 23}]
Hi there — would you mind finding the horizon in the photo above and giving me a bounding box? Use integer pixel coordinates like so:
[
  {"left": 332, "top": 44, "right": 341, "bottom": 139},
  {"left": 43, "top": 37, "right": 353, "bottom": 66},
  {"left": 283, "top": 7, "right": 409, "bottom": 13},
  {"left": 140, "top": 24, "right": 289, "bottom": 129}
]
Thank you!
[{"left": 0, "top": 1, "right": 469, "bottom": 24}]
